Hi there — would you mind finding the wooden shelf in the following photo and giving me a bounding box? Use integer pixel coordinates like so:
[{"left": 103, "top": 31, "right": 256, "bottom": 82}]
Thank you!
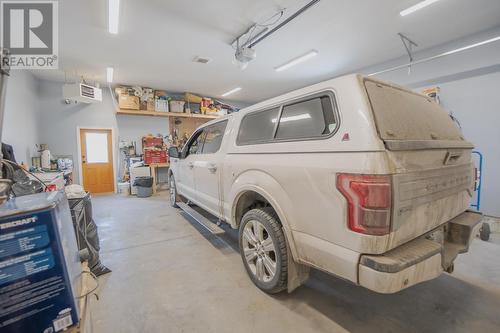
[{"left": 116, "top": 109, "right": 219, "bottom": 119}]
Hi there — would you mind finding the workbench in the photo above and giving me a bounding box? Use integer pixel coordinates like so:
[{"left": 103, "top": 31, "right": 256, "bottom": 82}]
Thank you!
[
  {"left": 149, "top": 162, "right": 169, "bottom": 194},
  {"left": 29, "top": 170, "right": 72, "bottom": 189}
]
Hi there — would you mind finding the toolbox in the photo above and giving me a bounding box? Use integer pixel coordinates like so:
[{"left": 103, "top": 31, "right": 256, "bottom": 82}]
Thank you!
[
  {"left": 144, "top": 150, "right": 168, "bottom": 164},
  {"left": 142, "top": 136, "right": 163, "bottom": 149}
]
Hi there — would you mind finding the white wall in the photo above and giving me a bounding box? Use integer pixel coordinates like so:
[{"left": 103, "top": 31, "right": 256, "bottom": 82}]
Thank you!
[
  {"left": 116, "top": 115, "right": 170, "bottom": 183},
  {"left": 36, "top": 80, "right": 171, "bottom": 186},
  {"left": 1, "top": 70, "right": 40, "bottom": 164},
  {"left": 3, "top": 70, "right": 242, "bottom": 175},
  {"left": 423, "top": 73, "right": 500, "bottom": 217},
  {"left": 37, "top": 81, "right": 119, "bottom": 184},
  {"left": 359, "top": 26, "right": 500, "bottom": 216},
  {"left": 117, "top": 116, "right": 169, "bottom": 155}
]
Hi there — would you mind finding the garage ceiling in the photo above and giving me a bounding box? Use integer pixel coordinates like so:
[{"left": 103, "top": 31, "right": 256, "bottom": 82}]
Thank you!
[{"left": 32, "top": 0, "right": 500, "bottom": 103}]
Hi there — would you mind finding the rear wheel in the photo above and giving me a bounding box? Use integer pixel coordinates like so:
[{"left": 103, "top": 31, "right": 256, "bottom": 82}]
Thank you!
[
  {"left": 169, "top": 175, "right": 180, "bottom": 208},
  {"left": 239, "top": 207, "right": 287, "bottom": 293}
]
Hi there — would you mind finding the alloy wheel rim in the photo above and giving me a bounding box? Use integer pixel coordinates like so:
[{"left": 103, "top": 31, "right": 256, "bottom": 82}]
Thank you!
[{"left": 242, "top": 219, "right": 277, "bottom": 283}]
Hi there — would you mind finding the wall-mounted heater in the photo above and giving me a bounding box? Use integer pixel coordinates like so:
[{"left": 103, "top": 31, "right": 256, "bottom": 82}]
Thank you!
[{"left": 63, "top": 83, "right": 103, "bottom": 103}]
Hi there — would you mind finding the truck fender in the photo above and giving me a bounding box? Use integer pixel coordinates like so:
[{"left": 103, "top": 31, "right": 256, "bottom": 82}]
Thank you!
[{"left": 228, "top": 170, "right": 300, "bottom": 263}]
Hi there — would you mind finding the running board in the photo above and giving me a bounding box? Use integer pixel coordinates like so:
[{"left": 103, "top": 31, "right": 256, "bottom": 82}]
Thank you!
[{"left": 177, "top": 202, "right": 225, "bottom": 235}]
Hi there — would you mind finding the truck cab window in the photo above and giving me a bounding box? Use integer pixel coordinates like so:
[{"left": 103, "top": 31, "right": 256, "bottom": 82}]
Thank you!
[
  {"left": 237, "top": 107, "right": 280, "bottom": 145},
  {"left": 275, "top": 95, "right": 336, "bottom": 140},
  {"left": 186, "top": 131, "right": 205, "bottom": 156},
  {"left": 202, "top": 121, "right": 228, "bottom": 154}
]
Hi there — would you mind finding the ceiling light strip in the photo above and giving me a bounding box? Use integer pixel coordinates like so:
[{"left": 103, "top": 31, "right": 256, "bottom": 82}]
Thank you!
[
  {"left": 368, "top": 36, "right": 500, "bottom": 76},
  {"left": 106, "top": 67, "right": 114, "bottom": 83},
  {"left": 221, "top": 87, "right": 242, "bottom": 97},
  {"left": 275, "top": 50, "right": 319, "bottom": 72},
  {"left": 108, "top": 0, "right": 120, "bottom": 34},
  {"left": 400, "top": 0, "right": 441, "bottom": 16}
]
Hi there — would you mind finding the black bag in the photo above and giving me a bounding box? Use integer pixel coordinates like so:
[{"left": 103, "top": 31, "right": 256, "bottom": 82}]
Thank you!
[
  {"left": 68, "top": 193, "right": 111, "bottom": 276},
  {"left": 133, "top": 176, "right": 153, "bottom": 188}
]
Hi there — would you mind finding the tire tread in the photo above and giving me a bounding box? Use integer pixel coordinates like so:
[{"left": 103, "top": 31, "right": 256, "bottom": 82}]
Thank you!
[
  {"left": 169, "top": 175, "right": 180, "bottom": 208},
  {"left": 240, "top": 207, "right": 288, "bottom": 294}
]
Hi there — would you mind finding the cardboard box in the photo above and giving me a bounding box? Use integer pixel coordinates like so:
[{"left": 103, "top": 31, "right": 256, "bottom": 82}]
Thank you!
[
  {"left": 184, "top": 92, "right": 203, "bottom": 104},
  {"left": 142, "top": 136, "right": 163, "bottom": 149},
  {"left": 147, "top": 99, "right": 155, "bottom": 111},
  {"left": 142, "top": 98, "right": 155, "bottom": 111},
  {"left": 115, "top": 86, "right": 133, "bottom": 95},
  {"left": 155, "top": 90, "right": 168, "bottom": 98},
  {"left": 119, "top": 94, "right": 140, "bottom": 110}
]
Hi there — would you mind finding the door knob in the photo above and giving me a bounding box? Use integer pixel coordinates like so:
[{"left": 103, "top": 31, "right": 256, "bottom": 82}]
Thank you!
[
  {"left": 188, "top": 162, "right": 194, "bottom": 169},
  {"left": 208, "top": 164, "right": 217, "bottom": 173}
]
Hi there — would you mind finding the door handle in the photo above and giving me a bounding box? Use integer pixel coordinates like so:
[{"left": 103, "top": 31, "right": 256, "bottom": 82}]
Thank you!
[
  {"left": 208, "top": 164, "right": 217, "bottom": 173},
  {"left": 188, "top": 162, "right": 194, "bottom": 169}
]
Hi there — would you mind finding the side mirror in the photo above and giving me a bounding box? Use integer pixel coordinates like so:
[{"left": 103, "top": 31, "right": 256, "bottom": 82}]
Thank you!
[{"left": 168, "top": 146, "right": 179, "bottom": 159}]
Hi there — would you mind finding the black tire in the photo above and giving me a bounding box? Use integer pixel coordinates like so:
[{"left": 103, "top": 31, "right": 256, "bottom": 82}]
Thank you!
[
  {"left": 480, "top": 222, "right": 491, "bottom": 241},
  {"left": 239, "top": 207, "right": 288, "bottom": 294},
  {"left": 169, "top": 174, "right": 181, "bottom": 208}
]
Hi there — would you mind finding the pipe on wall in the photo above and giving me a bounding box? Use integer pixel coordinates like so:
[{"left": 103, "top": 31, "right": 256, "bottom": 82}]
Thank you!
[
  {"left": 368, "top": 36, "right": 500, "bottom": 77},
  {"left": 248, "top": 0, "right": 321, "bottom": 48},
  {"left": 0, "top": 48, "right": 11, "bottom": 202},
  {"left": 0, "top": 49, "right": 10, "bottom": 154}
]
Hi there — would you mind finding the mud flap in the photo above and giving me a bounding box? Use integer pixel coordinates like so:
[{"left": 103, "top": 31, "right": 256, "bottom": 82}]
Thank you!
[{"left": 287, "top": 245, "right": 310, "bottom": 293}]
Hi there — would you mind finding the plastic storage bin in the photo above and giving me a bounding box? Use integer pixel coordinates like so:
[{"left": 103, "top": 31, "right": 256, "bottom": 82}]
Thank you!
[
  {"left": 169, "top": 100, "right": 185, "bottom": 113},
  {"left": 117, "top": 182, "right": 130, "bottom": 196}
]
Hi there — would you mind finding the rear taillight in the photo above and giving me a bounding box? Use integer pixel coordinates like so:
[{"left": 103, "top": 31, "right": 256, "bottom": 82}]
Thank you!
[{"left": 336, "top": 173, "right": 392, "bottom": 236}]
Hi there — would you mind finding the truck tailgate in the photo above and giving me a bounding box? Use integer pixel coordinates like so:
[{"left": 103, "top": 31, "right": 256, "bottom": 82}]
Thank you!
[{"left": 389, "top": 163, "right": 475, "bottom": 248}]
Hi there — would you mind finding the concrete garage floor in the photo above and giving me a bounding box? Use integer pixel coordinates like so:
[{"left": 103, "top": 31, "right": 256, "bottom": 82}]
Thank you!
[{"left": 89, "top": 193, "right": 500, "bottom": 333}]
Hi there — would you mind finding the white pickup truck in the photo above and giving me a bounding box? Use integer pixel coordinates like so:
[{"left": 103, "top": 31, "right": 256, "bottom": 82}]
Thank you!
[{"left": 168, "top": 74, "right": 481, "bottom": 294}]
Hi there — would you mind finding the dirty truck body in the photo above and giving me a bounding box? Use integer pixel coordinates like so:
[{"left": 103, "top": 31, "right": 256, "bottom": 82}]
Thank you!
[{"left": 168, "top": 74, "right": 481, "bottom": 294}]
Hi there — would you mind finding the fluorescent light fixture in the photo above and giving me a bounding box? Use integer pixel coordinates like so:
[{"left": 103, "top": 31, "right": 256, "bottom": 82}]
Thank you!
[
  {"left": 272, "top": 113, "right": 311, "bottom": 123},
  {"left": 275, "top": 50, "right": 318, "bottom": 72},
  {"left": 400, "top": 0, "right": 441, "bottom": 16},
  {"left": 108, "top": 0, "right": 120, "bottom": 34},
  {"left": 106, "top": 67, "right": 114, "bottom": 83},
  {"left": 221, "top": 87, "right": 242, "bottom": 97}
]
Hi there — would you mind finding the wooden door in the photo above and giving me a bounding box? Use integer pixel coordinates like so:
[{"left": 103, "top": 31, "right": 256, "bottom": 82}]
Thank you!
[{"left": 80, "top": 128, "right": 114, "bottom": 193}]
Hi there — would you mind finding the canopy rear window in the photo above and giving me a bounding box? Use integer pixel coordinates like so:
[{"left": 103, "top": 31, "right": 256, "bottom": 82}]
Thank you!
[{"left": 364, "top": 80, "right": 464, "bottom": 142}]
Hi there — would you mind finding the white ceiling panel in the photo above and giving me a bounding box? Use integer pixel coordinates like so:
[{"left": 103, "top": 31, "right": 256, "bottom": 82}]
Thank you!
[{"left": 31, "top": 0, "right": 500, "bottom": 103}]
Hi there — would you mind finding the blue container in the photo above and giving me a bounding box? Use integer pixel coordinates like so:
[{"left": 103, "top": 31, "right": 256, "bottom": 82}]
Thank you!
[{"left": 0, "top": 191, "right": 81, "bottom": 332}]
